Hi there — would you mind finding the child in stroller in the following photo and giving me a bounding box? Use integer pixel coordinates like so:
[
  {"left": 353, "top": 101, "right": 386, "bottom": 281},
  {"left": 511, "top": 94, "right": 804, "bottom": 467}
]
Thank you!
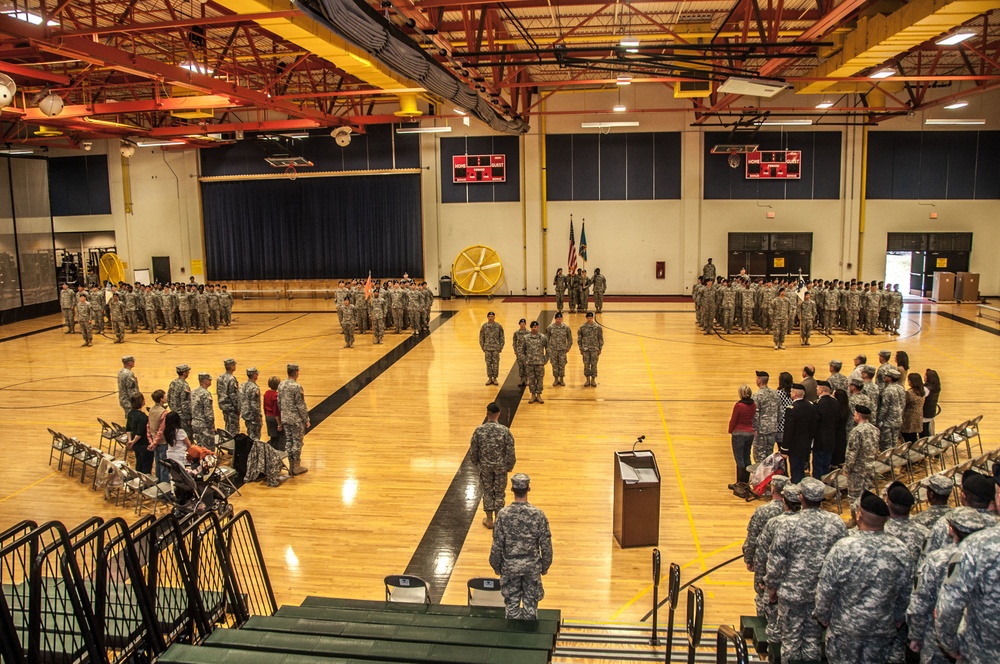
[{"left": 162, "top": 453, "right": 232, "bottom": 520}]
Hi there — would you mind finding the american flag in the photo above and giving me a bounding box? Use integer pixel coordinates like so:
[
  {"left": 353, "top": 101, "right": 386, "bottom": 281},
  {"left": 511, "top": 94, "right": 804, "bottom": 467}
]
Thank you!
[{"left": 568, "top": 219, "right": 577, "bottom": 272}]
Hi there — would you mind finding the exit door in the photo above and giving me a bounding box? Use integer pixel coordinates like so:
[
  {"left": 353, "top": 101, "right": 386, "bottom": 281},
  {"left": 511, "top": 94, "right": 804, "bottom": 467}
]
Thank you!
[{"left": 152, "top": 256, "right": 171, "bottom": 285}]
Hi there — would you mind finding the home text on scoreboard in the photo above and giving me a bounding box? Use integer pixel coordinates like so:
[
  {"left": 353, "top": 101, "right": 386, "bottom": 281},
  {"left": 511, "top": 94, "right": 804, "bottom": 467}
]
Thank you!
[
  {"left": 453, "top": 154, "right": 506, "bottom": 183},
  {"left": 746, "top": 150, "right": 801, "bottom": 179}
]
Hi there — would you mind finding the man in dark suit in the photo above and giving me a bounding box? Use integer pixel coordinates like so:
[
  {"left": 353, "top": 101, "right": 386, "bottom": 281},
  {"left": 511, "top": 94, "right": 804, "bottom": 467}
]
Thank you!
[
  {"left": 801, "top": 364, "right": 819, "bottom": 403},
  {"left": 780, "top": 383, "right": 817, "bottom": 482},
  {"left": 812, "top": 380, "right": 839, "bottom": 479}
]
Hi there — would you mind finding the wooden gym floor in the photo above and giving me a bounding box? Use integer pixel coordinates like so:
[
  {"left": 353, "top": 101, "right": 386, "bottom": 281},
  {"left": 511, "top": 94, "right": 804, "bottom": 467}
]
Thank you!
[{"left": 1, "top": 295, "right": 998, "bottom": 630}]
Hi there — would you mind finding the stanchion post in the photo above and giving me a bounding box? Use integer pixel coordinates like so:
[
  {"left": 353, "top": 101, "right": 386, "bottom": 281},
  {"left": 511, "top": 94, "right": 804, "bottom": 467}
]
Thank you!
[
  {"left": 650, "top": 548, "right": 661, "bottom": 646},
  {"left": 686, "top": 586, "right": 704, "bottom": 664},
  {"left": 665, "top": 563, "right": 680, "bottom": 663}
]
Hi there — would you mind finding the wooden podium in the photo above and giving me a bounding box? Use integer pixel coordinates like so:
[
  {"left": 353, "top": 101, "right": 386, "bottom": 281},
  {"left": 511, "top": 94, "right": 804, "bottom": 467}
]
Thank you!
[{"left": 613, "top": 450, "right": 661, "bottom": 548}]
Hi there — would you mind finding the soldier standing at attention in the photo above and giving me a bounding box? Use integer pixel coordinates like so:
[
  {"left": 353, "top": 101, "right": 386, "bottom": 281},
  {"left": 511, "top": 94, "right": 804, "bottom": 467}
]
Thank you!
[
  {"left": 512, "top": 318, "right": 529, "bottom": 388},
  {"left": 523, "top": 321, "right": 549, "bottom": 403},
  {"left": 194, "top": 285, "right": 210, "bottom": 334},
  {"left": 884, "top": 481, "right": 930, "bottom": 564},
  {"left": 752, "top": 371, "right": 781, "bottom": 463},
  {"left": 770, "top": 288, "right": 789, "bottom": 350},
  {"left": 826, "top": 360, "right": 849, "bottom": 395},
  {"left": 168, "top": 364, "right": 193, "bottom": 436},
  {"left": 162, "top": 284, "right": 176, "bottom": 333},
  {"left": 278, "top": 363, "right": 310, "bottom": 475},
  {"left": 60, "top": 283, "right": 76, "bottom": 333},
  {"left": 206, "top": 284, "right": 221, "bottom": 330},
  {"left": 341, "top": 296, "right": 356, "bottom": 348},
  {"left": 470, "top": 402, "right": 516, "bottom": 529},
  {"left": 922, "top": 471, "right": 1000, "bottom": 557},
  {"left": 876, "top": 349, "right": 895, "bottom": 390},
  {"left": 878, "top": 367, "right": 905, "bottom": 451},
  {"left": 765, "top": 477, "right": 846, "bottom": 664},
  {"left": 217, "top": 358, "right": 241, "bottom": 436},
  {"left": 578, "top": 269, "right": 591, "bottom": 312},
  {"left": 743, "top": 474, "right": 790, "bottom": 575},
  {"left": 591, "top": 268, "right": 607, "bottom": 314},
  {"left": 753, "top": 482, "right": 802, "bottom": 661},
  {"left": 240, "top": 367, "right": 263, "bottom": 441},
  {"left": 799, "top": 290, "right": 817, "bottom": 346},
  {"left": 578, "top": 312, "right": 604, "bottom": 387},
  {"left": 176, "top": 284, "right": 191, "bottom": 333},
  {"left": 220, "top": 285, "right": 233, "bottom": 326},
  {"left": 420, "top": 281, "right": 432, "bottom": 333},
  {"left": 814, "top": 491, "right": 912, "bottom": 664},
  {"left": 934, "top": 463, "right": 1000, "bottom": 664},
  {"left": 911, "top": 475, "right": 954, "bottom": 530},
  {"left": 489, "top": 473, "right": 553, "bottom": 620},
  {"left": 865, "top": 283, "right": 881, "bottom": 335},
  {"left": 369, "top": 289, "right": 387, "bottom": 344},
  {"left": 889, "top": 284, "right": 903, "bottom": 335},
  {"left": 701, "top": 280, "right": 717, "bottom": 335},
  {"left": 553, "top": 268, "right": 567, "bottom": 312},
  {"left": 479, "top": 312, "right": 505, "bottom": 386},
  {"left": 191, "top": 373, "right": 216, "bottom": 448},
  {"left": 143, "top": 286, "right": 158, "bottom": 334},
  {"left": 546, "top": 312, "right": 573, "bottom": 387},
  {"left": 405, "top": 283, "right": 421, "bottom": 335},
  {"left": 117, "top": 355, "right": 140, "bottom": 420},
  {"left": 389, "top": 283, "right": 405, "bottom": 334},
  {"left": 702, "top": 257, "right": 716, "bottom": 282},
  {"left": 110, "top": 292, "right": 127, "bottom": 343},
  {"left": 123, "top": 285, "right": 138, "bottom": 334},
  {"left": 720, "top": 279, "right": 736, "bottom": 334},
  {"left": 568, "top": 269, "right": 580, "bottom": 313},
  {"left": 844, "top": 404, "right": 879, "bottom": 528}
]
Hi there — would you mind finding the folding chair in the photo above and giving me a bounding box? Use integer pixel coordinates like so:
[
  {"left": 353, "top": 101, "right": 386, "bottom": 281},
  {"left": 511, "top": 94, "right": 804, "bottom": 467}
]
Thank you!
[
  {"left": 962, "top": 415, "right": 984, "bottom": 457},
  {"left": 97, "top": 418, "right": 118, "bottom": 453},
  {"left": 915, "top": 434, "right": 952, "bottom": 474},
  {"left": 951, "top": 417, "right": 984, "bottom": 460},
  {"left": 48, "top": 429, "right": 73, "bottom": 469},
  {"left": 467, "top": 577, "right": 505, "bottom": 608},
  {"left": 109, "top": 422, "right": 130, "bottom": 459},
  {"left": 67, "top": 439, "right": 92, "bottom": 479},
  {"left": 216, "top": 428, "right": 236, "bottom": 458},
  {"left": 819, "top": 468, "right": 847, "bottom": 514},
  {"left": 888, "top": 441, "right": 917, "bottom": 483},
  {"left": 129, "top": 471, "right": 173, "bottom": 516},
  {"left": 215, "top": 465, "right": 242, "bottom": 497},
  {"left": 384, "top": 575, "right": 430, "bottom": 604}
]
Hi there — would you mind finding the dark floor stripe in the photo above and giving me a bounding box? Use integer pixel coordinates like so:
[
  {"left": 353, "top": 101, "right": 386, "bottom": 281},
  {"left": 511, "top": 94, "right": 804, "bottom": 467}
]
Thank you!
[
  {"left": 304, "top": 311, "right": 456, "bottom": 432},
  {"left": 0, "top": 324, "right": 63, "bottom": 343},
  {"left": 405, "top": 310, "right": 555, "bottom": 602},
  {"left": 935, "top": 311, "right": 1000, "bottom": 337}
]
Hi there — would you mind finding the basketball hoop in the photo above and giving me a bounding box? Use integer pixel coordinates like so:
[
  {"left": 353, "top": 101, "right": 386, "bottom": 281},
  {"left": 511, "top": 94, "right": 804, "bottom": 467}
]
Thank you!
[
  {"left": 727, "top": 153, "right": 740, "bottom": 169},
  {"left": 285, "top": 164, "right": 298, "bottom": 180}
]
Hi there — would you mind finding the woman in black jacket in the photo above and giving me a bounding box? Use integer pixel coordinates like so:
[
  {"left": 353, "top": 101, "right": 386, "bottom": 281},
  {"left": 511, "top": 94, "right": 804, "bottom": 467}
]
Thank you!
[{"left": 922, "top": 368, "right": 941, "bottom": 436}]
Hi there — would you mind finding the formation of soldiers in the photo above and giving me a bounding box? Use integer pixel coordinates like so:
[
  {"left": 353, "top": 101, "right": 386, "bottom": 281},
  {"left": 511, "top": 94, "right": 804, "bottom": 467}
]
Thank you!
[
  {"left": 552, "top": 267, "right": 608, "bottom": 313},
  {"left": 744, "top": 467, "right": 1000, "bottom": 664},
  {"left": 61, "top": 280, "right": 236, "bottom": 346},
  {"left": 333, "top": 278, "right": 433, "bottom": 347},
  {"left": 481, "top": 311, "right": 605, "bottom": 402},
  {"left": 694, "top": 261, "right": 905, "bottom": 350}
]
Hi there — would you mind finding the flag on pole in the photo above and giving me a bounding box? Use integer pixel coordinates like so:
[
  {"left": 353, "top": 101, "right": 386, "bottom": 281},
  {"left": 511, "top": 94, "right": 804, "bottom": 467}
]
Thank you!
[
  {"left": 364, "top": 271, "right": 373, "bottom": 301},
  {"left": 568, "top": 218, "right": 578, "bottom": 272},
  {"left": 579, "top": 221, "right": 588, "bottom": 263}
]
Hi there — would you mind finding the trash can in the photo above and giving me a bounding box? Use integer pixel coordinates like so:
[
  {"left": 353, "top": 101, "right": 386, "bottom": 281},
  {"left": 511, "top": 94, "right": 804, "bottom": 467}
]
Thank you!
[{"left": 439, "top": 275, "right": 453, "bottom": 300}]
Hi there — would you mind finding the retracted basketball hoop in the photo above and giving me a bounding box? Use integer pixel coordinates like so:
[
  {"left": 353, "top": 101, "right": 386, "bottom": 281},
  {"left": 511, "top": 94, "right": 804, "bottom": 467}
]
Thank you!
[{"left": 265, "top": 155, "right": 313, "bottom": 180}]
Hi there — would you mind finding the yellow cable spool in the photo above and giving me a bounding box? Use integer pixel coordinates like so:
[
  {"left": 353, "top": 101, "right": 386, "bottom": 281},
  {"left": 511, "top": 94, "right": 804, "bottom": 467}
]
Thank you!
[
  {"left": 98, "top": 252, "right": 126, "bottom": 285},
  {"left": 452, "top": 245, "right": 504, "bottom": 299}
]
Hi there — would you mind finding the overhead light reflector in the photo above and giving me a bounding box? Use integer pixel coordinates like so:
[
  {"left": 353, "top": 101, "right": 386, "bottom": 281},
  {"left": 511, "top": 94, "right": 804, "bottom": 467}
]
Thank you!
[
  {"left": 870, "top": 67, "right": 896, "bottom": 79},
  {"left": 815, "top": 101, "right": 834, "bottom": 109},
  {"left": 616, "top": 75, "right": 632, "bottom": 86},
  {"left": 396, "top": 126, "right": 453, "bottom": 134},
  {"left": 936, "top": 31, "right": 976, "bottom": 46},
  {"left": 620, "top": 37, "right": 640, "bottom": 48},
  {"left": 924, "top": 118, "right": 985, "bottom": 125},
  {"left": 759, "top": 119, "right": 813, "bottom": 126},
  {"left": 717, "top": 77, "right": 787, "bottom": 98},
  {"left": 613, "top": 104, "right": 627, "bottom": 112},
  {"left": 943, "top": 100, "right": 969, "bottom": 110},
  {"left": 581, "top": 121, "right": 640, "bottom": 128}
]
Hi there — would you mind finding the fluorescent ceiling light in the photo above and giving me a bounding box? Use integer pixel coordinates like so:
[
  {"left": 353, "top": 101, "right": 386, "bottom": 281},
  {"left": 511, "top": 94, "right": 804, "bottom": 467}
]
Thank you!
[
  {"left": 870, "top": 67, "right": 896, "bottom": 79},
  {"left": 936, "top": 31, "right": 976, "bottom": 46},
  {"left": 0, "top": 148, "right": 34, "bottom": 155},
  {"left": 581, "top": 121, "right": 640, "bottom": 128},
  {"left": 613, "top": 103, "right": 627, "bottom": 112},
  {"left": 626, "top": 48, "right": 639, "bottom": 53},
  {"left": 281, "top": 133, "right": 310, "bottom": 139},
  {"left": 135, "top": 140, "right": 185, "bottom": 147},
  {"left": 815, "top": 101, "right": 834, "bottom": 109},
  {"left": 454, "top": 108, "right": 467, "bottom": 115},
  {"left": 616, "top": 75, "right": 632, "bottom": 86},
  {"left": 924, "top": 118, "right": 985, "bottom": 125},
  {"left": 620, "top": 37, "right": 640, "bottom": 48},
  {"left": 2, "top": 10, "right": 58, "bottom": 26},
  {"left": 396, "top": 126, "right": 452, "bottom": 134},
  {"left": 717, "top": 76, "right": 787, "bottom": 98},
  {"left": 83, "top": 117, "right": 145, "bottom": 130},
  {"left": 943, "top": 100, "right": 969, "bottom": 110},
  {"left": 759, "top": 119, "right": 813, "bottom": 126},
  {"left": 179, "top": 62, "right": 213, "bottom": 76}
]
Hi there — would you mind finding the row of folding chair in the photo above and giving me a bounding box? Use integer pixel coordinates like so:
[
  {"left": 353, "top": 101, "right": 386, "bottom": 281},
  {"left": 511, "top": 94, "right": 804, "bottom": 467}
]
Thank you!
[
  {"left": 47, "top": 429, "right": 116, "bottom": 490},
  {"left": 383, "top": 574, "right": 505, "bottom": 608}
]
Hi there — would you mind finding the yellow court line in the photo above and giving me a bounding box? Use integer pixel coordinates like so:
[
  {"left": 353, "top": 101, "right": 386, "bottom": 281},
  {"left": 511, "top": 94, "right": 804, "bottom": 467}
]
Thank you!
[
  {"left": 922, "top": 341, "right": 1000, "bottom": 381},
  {"left": 257, "top": 327, "right": 325, "bottom": 372},
  {"left": 0, "top": 472, "right": 58, "bottom": 503}
]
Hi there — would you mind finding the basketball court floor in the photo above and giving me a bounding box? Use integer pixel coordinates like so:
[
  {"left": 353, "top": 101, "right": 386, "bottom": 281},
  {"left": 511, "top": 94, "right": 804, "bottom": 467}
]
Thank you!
[{"left": 1, "top": 295, "right": 997, "bottom": 630}]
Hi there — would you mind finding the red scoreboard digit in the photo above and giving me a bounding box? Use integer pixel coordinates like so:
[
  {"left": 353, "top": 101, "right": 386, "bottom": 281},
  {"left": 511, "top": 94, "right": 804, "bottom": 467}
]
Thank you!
[
  {"left": 453, "top": 154, "right": 506, "bottom": 183},
  {"left": 746, "top": 150, "right": 801, "bottom": 179}
]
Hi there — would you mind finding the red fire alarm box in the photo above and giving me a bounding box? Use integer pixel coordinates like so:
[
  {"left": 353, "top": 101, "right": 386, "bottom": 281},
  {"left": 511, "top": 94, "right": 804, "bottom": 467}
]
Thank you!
[{"left": 655, "top": 262, "right": 665, "bottom": 279}]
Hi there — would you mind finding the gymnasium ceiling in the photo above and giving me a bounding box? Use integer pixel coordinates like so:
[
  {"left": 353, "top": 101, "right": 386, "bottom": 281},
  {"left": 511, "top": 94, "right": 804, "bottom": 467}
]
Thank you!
[{"left": 0, "top": 0, "right": 999, "bottom": 148}]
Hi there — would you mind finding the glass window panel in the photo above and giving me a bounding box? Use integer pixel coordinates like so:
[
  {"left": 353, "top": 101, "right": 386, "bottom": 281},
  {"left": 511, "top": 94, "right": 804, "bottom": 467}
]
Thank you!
[
  {"left": 10, "top": 158, "right": 55, "bottom": 306},
  {"left": 0, "top": 158, "right": 20, "bottom": 311}
]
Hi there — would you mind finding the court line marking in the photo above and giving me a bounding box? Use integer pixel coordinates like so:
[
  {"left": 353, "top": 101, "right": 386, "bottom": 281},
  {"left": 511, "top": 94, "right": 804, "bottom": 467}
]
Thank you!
[
  {"left": 639, "top": 337, "right": 705, "bottom": 569},
  {"left": 921, "top": 341, "right": 1000, "bottom": 381},
  {"left": 0, "top": 472, "right": 58, "bottom": 503}
]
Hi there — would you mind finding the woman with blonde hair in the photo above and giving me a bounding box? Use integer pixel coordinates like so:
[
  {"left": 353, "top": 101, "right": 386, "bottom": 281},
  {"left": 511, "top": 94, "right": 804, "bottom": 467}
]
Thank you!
[{"left": 728, "top": 384, "right": 757, "bottom": 498}]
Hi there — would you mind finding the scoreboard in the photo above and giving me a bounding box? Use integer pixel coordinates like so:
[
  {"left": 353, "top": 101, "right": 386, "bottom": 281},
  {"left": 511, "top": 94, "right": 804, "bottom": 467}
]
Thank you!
[
  {"left": 453, "top": 154, "right": 506, "bottom": 183},
  {"left": 746, "top": 150, "right": 801, "bottom": 179}
]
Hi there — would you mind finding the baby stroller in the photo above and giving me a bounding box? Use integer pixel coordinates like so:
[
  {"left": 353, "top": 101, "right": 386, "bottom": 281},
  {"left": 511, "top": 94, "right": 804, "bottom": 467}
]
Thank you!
[{"left": 162, "top": 457, "right": 232, "bottom": 521}]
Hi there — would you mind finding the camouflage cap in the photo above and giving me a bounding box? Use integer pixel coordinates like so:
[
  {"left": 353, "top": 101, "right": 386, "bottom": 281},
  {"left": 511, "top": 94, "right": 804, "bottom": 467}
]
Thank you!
[
  {"left": 861, "top": 365, "right": 876, "bottom": 376},
  {"left": 121, "top": 355, "right": 134, "bottom": 363},
  {"left": 886, "top": 367, "right": 902, "bottom": 379},
  {"left": 770, "top": 475, "right": 790, "bottom": 492},
  {"left": 924, "top": 474, "right": 954, "bottom": 496},
  {"left": 246, "top": 367, "right": 258, "bottom": 376},
  {"left": 849, "top": 378, "right": 864, "bottom": 389},
  {"left": 287, "top": 363, "right": 299, "bottom": 373},
  {"left": 224, "top": 358, "right": 236, "bottom": 366},
  {"left": 197, "top": 372, "right": 211, "bottom": 381},
  {"left": 782, "top": 483, "right": 801, "bottom": 503},
  {"left": 829, "top": 359, "right": 842, "bottom": 369},
  {"left": 511, "top": 473, "right": 531, "bottom": 490},
  {"left": 946, "top": 506, "right": 992, "bottom": 534},
  {"left": 176, "top": 364, "right": 191, "bottom": 373},
  {"left": 879, "top": 349, "right": 892, "bottom": 358},
  {"left": 799, "top": 477, "right": 826, "bottom": 502}
]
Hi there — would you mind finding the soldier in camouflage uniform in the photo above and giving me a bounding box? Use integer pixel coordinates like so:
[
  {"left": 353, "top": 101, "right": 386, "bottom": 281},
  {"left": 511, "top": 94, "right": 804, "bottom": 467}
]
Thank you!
[
  {"left": 419, "top": 282, "right": 432, "bottom": 332},
  {"left": 860, "top": 366, "right": 880, "bottom": 422},
  {"left": 934, "top": 474, "right": 1000, "bottom": 664},
  {"left": 389, "top": 283, "right": 405, "bottom": 334},
  {"left": 89, "top": 287, "right": 106, "bottom": 334},
  {"left": 523, "top": 322, "right": 548, "bottom": 403},
  {"left": 217, "top": 358, "right": 241, "bottom": 436},
  {"left": 591, "top": 268, "right": 607, "bottom": 313},
  {"left": 579, "top": 269, "right": 591, "bottom": 312},
  {"left": 743, "top": 476, "right": 790, "bottom": 612},
  {"left": 479, "top": 312, "right": 505, "bottom": 386},
  {"left": 405, "top": 283, "right": 421, "bottom": 335},
  {"left": 168, "top": 364, "right": 193, "bottom": 436},
  {"left": 143, "top": 286, "right": 158, "bottom": 334},
  {"left": 60, "top": 283, "right": 76, "bottom": 333},
  {"left": 752, "top": 371, "right": 781, "bottom": 463},
  {"left": 110, "top": 292, "right": 126, "bottom": 343},
  {"left": 239, "top": 367, "right": 263, "bottom": 440},
  {"left": 799, "top": 291, "right": 817, "bottom": 346},
  {"left": 191, "top": 373, "right": 216, "bottom": 448},
  {"left": 470, "top": 402, "right": 516, "bottom": 529},
  {"left": 911, "top": 475, "right": 954, "bottom": 530},
  {"left": 701, "top": 280, "right": 717, "bottom": 335},
  {"left": 823, "top": 284, "right": 839, "bottom": 334},
  {"left": 489, "top": 473, "right": 553, "bottom": 620},
  {"left": 865, "top": 283, "right": 881, "bottom": 335},
  {"left": 125, "top": 285, "right": 140, "bottom": 333},
  {"left": 765, "top": 477, "right": 846, "bottom": 663},
  {"left": 922, "top": 471, "right": 1000, "bottom": 558},
  {"left": 844, "top": 404, "right": 879, "bottom": 525},
  {"left": 546, "top": 312, "right": 573, "bottom": 387},
  {"left": 814, "top": 491, "right": 912, "bottom": 664},
  {"left": 826, "top": 359, "right": 849, "bottom": 395},
  {"left": 769, "top": 288, "right": 789, "bottom": 350},
  {"left": 553, "top": 269, "right": 567, "bottom": 312},
  {"left": 720, "top": 280, "right": 736, "bottom": 334},
  {"left": 754, "top": 483, "right": 801, "bottom": 659},
  {"left": 577, "top": 312, "right": 603, "bottom": 387},
  {"left": 908, "top": 508, "right": 991, "bottom": 664},
  {"left": 278, "top": 363, "right": 310, "bottom": 475},
  {"left": 885, "top": 482, "right": 930, "bottom": 564},
  {"left": 369, "top": 290, "right": 387, "bottom": 344},
  {"left": 875, "top": 350, "right": 894, "bottom": 391},
  {"left": 512, "top": 319, "right": 529, "bottom": 387},
  {"left": 878, "top": 368, "right": 905, "bottom": 451},
  {"left": 195, "top": 286, "right": 210, "bottom": 334},
  {"left": 177, "top": 284, "right": 191, "bottom": 333},
  {"left": 568, "top": 269, "right": 580, "bottom": 313},
  {"left": 117, "top": 355, "right": 140, "bottom": 420},
  {"left": 842, "top": 282, "right": 859, "bottom": 334},
  {"left": 206, "top": 284, "right": 221, "bottom": 330},
  {"left": 340, "top": 296, "right": 356, "bottom": 348},
  {"left": 220, "top": 285, "right": 233, "bottom": 326},
  {"left": 889, "top": 284, "right": 903, "bottom": 335},
  {"left": 162, "top": 284, "right": 175, "bottom": 333},
  {"left": 847, "top": 379, "right": 875, "bottom": 438}
]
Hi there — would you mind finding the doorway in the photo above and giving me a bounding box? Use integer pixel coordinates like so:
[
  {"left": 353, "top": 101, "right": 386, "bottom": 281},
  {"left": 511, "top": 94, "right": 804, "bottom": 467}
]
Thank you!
[{"left": 884, "top": 252, "right": 911, "bottom": 290}]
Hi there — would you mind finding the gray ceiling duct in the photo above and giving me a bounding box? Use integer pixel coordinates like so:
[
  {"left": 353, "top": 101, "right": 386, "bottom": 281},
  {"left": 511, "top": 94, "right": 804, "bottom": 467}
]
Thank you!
[{"left": 296, "top": 0, "right": 529, "bottom": 134}]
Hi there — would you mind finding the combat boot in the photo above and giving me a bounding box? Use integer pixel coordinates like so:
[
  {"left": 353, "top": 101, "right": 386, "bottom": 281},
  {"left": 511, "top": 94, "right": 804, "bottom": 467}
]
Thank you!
[
  {"left": 483, "top": 512, "right": 494, "bottom": 529},
  {"left": 553, "top": 379, "right": 559, "bottom": 387},
  {"left": 291, "top": 461, "right": 309, "bottom": 475},
  {"left": 535, "top": 395, "right": 544, "bottom": 403}
]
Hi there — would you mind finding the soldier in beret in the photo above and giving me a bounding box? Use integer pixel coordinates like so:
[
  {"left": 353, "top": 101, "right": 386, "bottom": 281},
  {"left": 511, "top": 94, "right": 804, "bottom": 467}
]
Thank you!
[
  {"left": 546, "top": 312, "right": 573, "bottom": 387},
  {"left": 512, "top": 319, "right": 529, "bottom": 388},
  {"left": 489, "top": 473, "right": 553, "bottom": 620},
  {"left": 577, "top": 312, "right": 603, "bottom": 387}
]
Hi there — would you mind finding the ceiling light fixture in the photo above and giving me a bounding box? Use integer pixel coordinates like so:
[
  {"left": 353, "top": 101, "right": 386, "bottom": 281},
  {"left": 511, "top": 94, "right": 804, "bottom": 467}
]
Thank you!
[
  {"left": 613, "top": 103, "right": 627, "bottom": 112},
  {"left": 134, "top": 140, "right": 185, "bottom": 147},
  {"left": 83, "top": 117, "right": 145, "bottom": 131},
  {"left": 924, "top": 118, "right": 985, "bottom": 125},
  {"left": 620, "top": 37, "right": 640, "bottom": 48},
  {"left": 943, "top": 100, "right": 969, "bottom": 110},
  {"left": 454, "top": 108, "right": 467, "bottom": 115},
  {"left": 936, "top": 30, "right": 976, "bottom": 46},
  {"left": 759, "top": 119, "right": 813, "bottom": 126},
  {"left": 870, "top": 67, "right": 896, "bottom": 79},
  {"left": 581, "top": 121, "right": 640, "bottom": 128},
  {"left": 815, "top": 100, "right": 834, "bottom": 109},
  {"left": 395, "top": 126, "right": 453, "bottom": 134},
  {"left": 616, "top": 75, "right": 632, "bottom": 86}
]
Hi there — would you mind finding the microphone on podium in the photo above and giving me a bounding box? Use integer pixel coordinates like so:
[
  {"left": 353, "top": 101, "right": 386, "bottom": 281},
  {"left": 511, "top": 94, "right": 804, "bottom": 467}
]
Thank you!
[{"left": 632, "top": 435, "right": 646, "bottom": 453}]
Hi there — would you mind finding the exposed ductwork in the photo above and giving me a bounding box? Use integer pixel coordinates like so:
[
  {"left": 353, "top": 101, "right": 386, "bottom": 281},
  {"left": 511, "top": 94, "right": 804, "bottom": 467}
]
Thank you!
[{"left": 296, "top": 0, "right": 529, "bottom": 134}]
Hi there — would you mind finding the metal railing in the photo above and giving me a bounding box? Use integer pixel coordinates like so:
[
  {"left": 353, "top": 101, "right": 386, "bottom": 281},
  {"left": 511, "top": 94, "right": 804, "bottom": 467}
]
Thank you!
[
  {"left": 222, "top": 511, "right": 277, "bottom": 621},
  {"left": 686, "top": 586, "right": 705, "bottom": 664},
  {"left": 716, "top": 625, "right": 750, "bottom": 664}
]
